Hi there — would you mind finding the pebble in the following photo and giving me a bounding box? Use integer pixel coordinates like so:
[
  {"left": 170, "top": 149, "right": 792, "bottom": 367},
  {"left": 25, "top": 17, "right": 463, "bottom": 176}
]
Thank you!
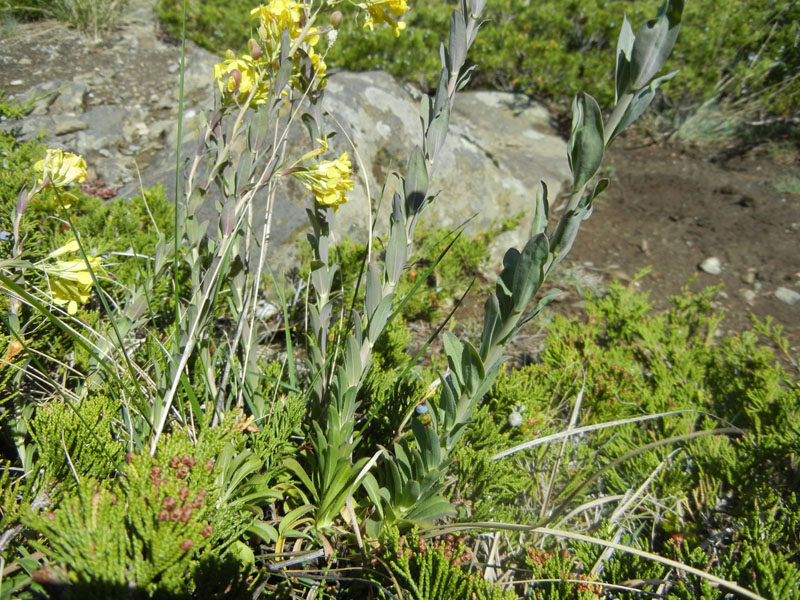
[
  {"left": 774, "top": 287, "right": 800, "bottom": 306},
  {"left": 9, "top": 79, "right": 23, "bottom": 86},
  {"left": 699, "top": 256, "right": 722, "bottom": 275},
  {"left": 741, "top": 269, "right": 757, "bottom": 285},
  {"left": 740, "top": 289, "right": 758, "bottom": 305}
]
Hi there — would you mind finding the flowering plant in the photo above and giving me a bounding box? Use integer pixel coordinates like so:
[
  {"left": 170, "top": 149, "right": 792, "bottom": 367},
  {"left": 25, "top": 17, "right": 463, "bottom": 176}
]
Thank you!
[
  {"left": 7, "top": 2, "right": 769, "bottom": 599},
  {"left": 33, "top": 149, "right": 87, "bottom": 190}
]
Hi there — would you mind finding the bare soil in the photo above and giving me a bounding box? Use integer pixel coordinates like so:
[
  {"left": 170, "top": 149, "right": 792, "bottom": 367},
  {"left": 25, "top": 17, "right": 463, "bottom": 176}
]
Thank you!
[{"left": 567, "top": 137, "right": 800, "bottom": 355}]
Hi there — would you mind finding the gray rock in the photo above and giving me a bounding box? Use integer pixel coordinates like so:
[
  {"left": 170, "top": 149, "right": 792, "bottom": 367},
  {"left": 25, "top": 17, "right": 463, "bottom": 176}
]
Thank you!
[
  {"left": 49, "top": 82, "right": 88, "bottom": 114},
  {"left": 75, "top": 105, "right": 129, "bottom": 155},
  {"left": 119, "top": 71, "right": 570, "bottom": 273},
  {"left": 774, "top": 287, "right": 800, "bottom": 306},
  {"left": 0, "top": 115, "right": 55, "bottom": 141},
  {"left": 699, "top": 256, "right": 722, "bottom": 275},
  {"left": 16, "top": 80, "right": 63, "bottom": 115},
  {"left": 54, "top": 118, "right": 88, "bottom": 136}
]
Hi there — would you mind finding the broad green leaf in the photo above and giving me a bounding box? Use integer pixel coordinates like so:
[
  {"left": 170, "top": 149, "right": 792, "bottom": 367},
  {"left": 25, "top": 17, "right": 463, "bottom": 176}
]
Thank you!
[
  {"left": 365, "top": 262, "right": 381, "bottom": 317},
  {"left": 404, "top": 147, "right": 429, "bottom": 215},
  {"left": 278, "top": 504, "right": 315, "bottom": 538},
  {"left": 448, "top": 9, "right": 467, "bottom": 74},
  {"left": 531, "top": 181, "right": 549, "bottom": 237},
  {"left": 631, "top": 0, "right": 683, "bottom": 89},
  {"left": 607, "top": 71, "right": 678, "bottom": 144},
  {"left": 512, "top": 234, "right": 549, "bottom": 311},
  {"left": 615, "top": 13, "right": 636, "bottom": 101},
  {"left": 567, "top": 92, "right": 605, "bottom": 191},
  {"left": 385, "top": 222, "right": 407, "bottom": 287}
]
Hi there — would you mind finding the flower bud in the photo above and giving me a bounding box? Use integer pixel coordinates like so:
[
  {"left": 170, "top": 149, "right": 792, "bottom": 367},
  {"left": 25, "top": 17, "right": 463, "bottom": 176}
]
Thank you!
[
  {"left": 229, "top": 69, "right": 242, "bottom": 91},
  {"left": 330, "top": 11, "right": 343, "bottom": 27},
  {"left": 180, "top": 538, "right": 193, "bottom": 552},
  {"left": 248, "top": 38, "right": 262, "bottom": 60}
]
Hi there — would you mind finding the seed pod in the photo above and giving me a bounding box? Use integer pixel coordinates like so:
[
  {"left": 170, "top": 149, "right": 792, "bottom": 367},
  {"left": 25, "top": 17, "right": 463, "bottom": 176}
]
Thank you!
[{"left": 180, "top": 538, "right": 193, "bottom": 552}]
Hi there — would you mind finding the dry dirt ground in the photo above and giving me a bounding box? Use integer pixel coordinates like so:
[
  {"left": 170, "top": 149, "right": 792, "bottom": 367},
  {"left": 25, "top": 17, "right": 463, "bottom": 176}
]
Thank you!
[{"left": 568, "top": 138, "right": 800, "bottom": 355}]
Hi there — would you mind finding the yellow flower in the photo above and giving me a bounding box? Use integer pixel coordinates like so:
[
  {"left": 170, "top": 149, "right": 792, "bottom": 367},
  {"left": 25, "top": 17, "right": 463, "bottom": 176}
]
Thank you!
[
  {"left": 307, "top": 45, "right": 328, "bottom": 85},
  {"left": 44, "top": 256, "right": 104, "bottom": 315},
  {"left": 251, "top": 0, "right": 302, "bottom": 50},
  {"left": 213, "top": 53, "right": 271, "bottom": 108},
  {"left": 40, "top": 238, "right": 104, "bottom": 315},
  {"left": 292, "top": 153, "right": 354, "bottom": 210},
  {"left": 47, "top": 238, "right": 80, "bottom": 259},
  {"left": 361, "top": 0, "right": 408, "bottom": 36},
  {"left": 33, "top": 149, "right": 87, "bottom": 189}
]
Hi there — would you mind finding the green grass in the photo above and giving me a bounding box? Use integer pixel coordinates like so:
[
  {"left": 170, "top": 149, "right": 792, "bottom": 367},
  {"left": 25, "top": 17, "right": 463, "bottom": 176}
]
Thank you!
[
  {"left": 774, "top": 176, "right": 800, "bottom": 195},
  {"left": 0, "top": 0, "right": 129, "bottom": 33}
]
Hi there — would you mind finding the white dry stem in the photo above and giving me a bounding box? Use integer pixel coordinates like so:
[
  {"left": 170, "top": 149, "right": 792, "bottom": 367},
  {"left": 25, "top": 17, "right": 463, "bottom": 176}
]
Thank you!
[
  {"left": 423, "top": 523, "right": 767, "bottom": 600},
  {"left": 590, "top": 448, "right": 683, "bottom": 578},
  {"left": 490, "top": 410, "right": 720, "bottom": 461}
]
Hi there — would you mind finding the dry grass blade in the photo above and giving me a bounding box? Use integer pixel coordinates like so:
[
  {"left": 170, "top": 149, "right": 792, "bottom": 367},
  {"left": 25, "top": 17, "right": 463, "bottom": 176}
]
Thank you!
[
  {"left": 422, "top": 523, "right": 767, "bottom": 600},
  {"left": 490, "top": 410, "right": 736, "bottom": 460}
]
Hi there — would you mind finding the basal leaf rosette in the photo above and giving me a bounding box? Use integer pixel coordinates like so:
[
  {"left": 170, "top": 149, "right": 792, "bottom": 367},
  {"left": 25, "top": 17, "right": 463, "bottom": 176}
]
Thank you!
[{"left": 33, "top": 149, "right": 87, "bottom": 190}]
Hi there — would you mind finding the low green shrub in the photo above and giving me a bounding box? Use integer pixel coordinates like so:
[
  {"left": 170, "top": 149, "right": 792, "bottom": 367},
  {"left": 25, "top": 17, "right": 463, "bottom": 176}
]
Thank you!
[
  {"left": 451, "top": 279, "right": 800, "bottom": 597},
  {"left": 157, "top": 0, "right": 799, "bottom": 117}
]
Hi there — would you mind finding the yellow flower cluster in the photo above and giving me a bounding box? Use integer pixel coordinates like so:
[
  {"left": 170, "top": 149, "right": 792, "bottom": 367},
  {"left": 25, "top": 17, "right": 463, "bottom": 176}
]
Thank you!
[
  {"left": 42, "top": 238, "right": 104, "bottom": 315},
  {"left": 250, "top": 0, "right": 306, "bottom": 54},
  {"left": 213, "top": 52, "right": 271, "bottom": 108},
  {"left": 361, "top": 0, "right": 409, "bottom": 37},
  {"left": 293, "top": 152, "right": 354, "bottom": 210},
  {"left": 33, "top": 149, "right": 87, "bottom": 189},
  {"left": 251, "top": 0, "right": 328, "bottom": 88},
  {"left": 213, "top": 0, "right": 333, "bottom": 107}
]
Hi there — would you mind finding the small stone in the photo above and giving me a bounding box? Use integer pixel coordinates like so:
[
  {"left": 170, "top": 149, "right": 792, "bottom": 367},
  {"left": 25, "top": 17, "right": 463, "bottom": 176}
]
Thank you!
[
  {"left": 774, "top": 287, "right": 800, "bottom": 306},
  {"left": 740, "top": 289, "right": 757, "bottom": 305},
  {"left": 741, "top": 269, "right": 756, "bottom": 285},
  {"left": 699, "top": 257, "right": 722, "bottom": 275},
  {"left": 10, "top": 79, "right": 23, "bottom": 86},
  {"left": 19, "top": 58, "right": 32, "bottom": 66}
]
